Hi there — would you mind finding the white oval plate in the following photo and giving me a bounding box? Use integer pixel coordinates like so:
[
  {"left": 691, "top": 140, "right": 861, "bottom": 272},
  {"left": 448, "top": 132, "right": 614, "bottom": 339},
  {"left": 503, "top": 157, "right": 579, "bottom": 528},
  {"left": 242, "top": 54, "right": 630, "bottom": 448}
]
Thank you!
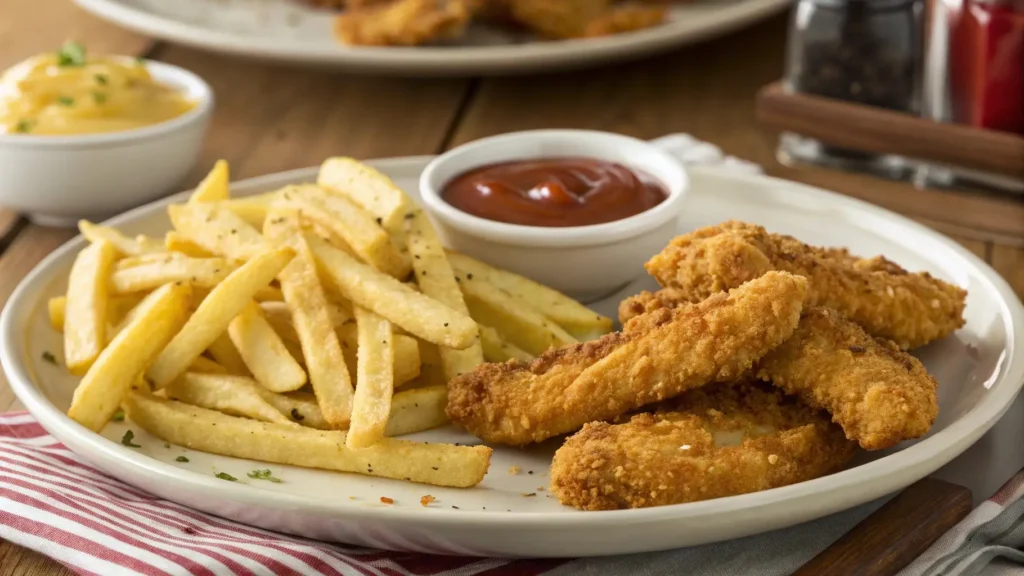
[
  {"left": 73, "top": 0, "right": 790, "bottom": 75},
  {"left": 3, "top": 156, "right": 1023, "bottom": 557}
]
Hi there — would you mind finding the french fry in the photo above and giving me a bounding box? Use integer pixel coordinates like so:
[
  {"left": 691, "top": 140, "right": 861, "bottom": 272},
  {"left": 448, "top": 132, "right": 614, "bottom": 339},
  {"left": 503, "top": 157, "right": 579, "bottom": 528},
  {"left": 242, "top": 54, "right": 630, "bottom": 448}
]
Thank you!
[
  {"left": 317, "top": 157, "right": 412, "bottom": 250},
  {"left": 189, "top": 356, "right": 228, "bottom": 374},
  {"left": 253, "top": 285, "right": 284, "bottom": 302},
  {"left": 50, "top": 294, "right": 146, "bottom": 338},
  {"left": 188, "top": 159, "right": 229, "bottom": 203},
  {"left": 412, "top": 339, "right": 447, "bottom": 387},
  {"left": 67, "top": 283, "right": 191, "bottom": 431},
  {"left": 253, "top": 390, "right": 326, "bottom": 429},
  {"left": 110, "top": 257, "right": 237, "bottom": 294},
  {"left": 260, "top": 386, "right": 449, "bottom": 437},
  {"left": 279, "top": 184, "right": 409, "bottom": 278},
  {"left": 146, "top": 246, "right": 295, "bottom": 388},
  {"left": 405, "top": 210, "right": 483, "bottom": 380},
  {"left": 282, "top": 338, "right": 306, "bottom": 368},
  {"left": 228, "top": 301, "right": 307, "bottom": 393},
  {"left": 48, "top": 296, "right": 65, "bottom": 331},
  {"left": 164, "top": 372, "right": 293, "bottom": 425},
  {"left": 218, "top": 192, "right": 276, "bottom": 229},
  {"left": 447, "top": 252, "right": 614, "bottom": 340},
  {"left": 385, "top": 386, "right": 449, "bottom": 437},
  {"left": 346, "top": 306, "right": 394, "bottom": 448},
  {"left": 115, "top": 252, "right": 185, "bottom": 269},
  {"left": 335, "top": 325, "right": 420, "bottom": 387},
  {"left": 165, "top": 231, "right": 214, "bottom": 258},
  {"left": 167, "top": 203, "right": 266, "bottom": 260},
  {"left": 78, "top": 220, "right": 164, "bottom": 256},
  {"left": 64, "top": 240, "right": 118, "bottom": 375},
  {"left": 457, "top": 273, "right": 577, "bottom": 356},
  {"left": 306, "top": 233, "right": 477, "bottom": 349},
  {"left": 259, "top": 300, "right": 352, "bottom": 342},
  {"left": 265, "top": 208, "right": 354, "bottom": 428},
  {"left": 207, "top": 333, "right": 249, "bottom": 375},
  {"left": 479, "top": 324, "right": 534, "bottom": 363},
  {"left": 125, "top": 393, "right": 492, "bottom": 488}
]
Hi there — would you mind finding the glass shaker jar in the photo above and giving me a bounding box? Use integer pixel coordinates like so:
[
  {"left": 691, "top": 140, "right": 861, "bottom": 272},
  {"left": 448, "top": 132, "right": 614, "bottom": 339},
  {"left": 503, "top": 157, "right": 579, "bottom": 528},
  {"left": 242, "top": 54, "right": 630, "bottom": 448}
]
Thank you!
[{"left": 779, "top": 0, "right": 925, "bottom": 174}]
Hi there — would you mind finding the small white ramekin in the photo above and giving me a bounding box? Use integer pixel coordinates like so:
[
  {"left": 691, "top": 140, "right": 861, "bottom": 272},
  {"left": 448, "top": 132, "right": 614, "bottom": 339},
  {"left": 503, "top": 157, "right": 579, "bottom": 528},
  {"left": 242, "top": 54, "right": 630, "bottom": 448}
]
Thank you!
[
  {"left": 0, "top": 59, "right": 213, "bottom": 227},
  {"left": 419, "top": 130, "right": 688, "bottom": 302}
]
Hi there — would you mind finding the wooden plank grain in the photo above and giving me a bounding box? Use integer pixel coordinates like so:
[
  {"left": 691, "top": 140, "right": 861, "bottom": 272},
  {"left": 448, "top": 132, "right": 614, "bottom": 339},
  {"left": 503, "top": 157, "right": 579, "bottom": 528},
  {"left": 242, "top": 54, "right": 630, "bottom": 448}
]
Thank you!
[
  {"left": 991, "top": 245, "right": 1024, "bottom": 299},
  {"left": 794, "top": 479, "right": 972, "bottom": 576},
  {"left": 0, "top": 0, "right": 153, "bottom": 68},
  {"left": 156, "top": 46, "right": 471, "bottom": 183},
  {"left": 449, "top": 14, "right": 787, "bottom": 163},
  {"left": 0, "top": 542, "right": 75, "bottom": 576}
]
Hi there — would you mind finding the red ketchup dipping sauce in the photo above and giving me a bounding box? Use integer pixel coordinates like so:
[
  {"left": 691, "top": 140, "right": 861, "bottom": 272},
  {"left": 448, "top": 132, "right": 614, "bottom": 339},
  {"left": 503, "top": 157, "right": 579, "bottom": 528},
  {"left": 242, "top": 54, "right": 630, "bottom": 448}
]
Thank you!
[{"left": 440, "top": 158, "right": 669, "bottom": 227}]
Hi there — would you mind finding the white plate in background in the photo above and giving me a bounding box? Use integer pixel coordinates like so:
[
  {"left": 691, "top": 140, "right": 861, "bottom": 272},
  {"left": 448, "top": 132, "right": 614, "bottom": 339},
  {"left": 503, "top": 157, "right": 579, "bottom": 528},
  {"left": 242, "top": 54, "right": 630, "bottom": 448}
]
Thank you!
[
  {"left": 3, "top": 156, "right": 1022, "bottom": 557},
  {"left": 74, "top": 0, "right": 790, "bottom": 75}
]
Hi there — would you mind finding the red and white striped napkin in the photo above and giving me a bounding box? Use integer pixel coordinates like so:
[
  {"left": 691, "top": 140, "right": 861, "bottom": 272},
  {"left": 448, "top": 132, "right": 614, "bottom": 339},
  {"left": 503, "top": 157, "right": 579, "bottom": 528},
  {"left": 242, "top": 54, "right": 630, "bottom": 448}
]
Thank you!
[
  {"left": 7, "top": 407, "right": 1024, "bottom": 576},
  {"left": 0, "top": 411, "right": 565, "bottom": 576}
]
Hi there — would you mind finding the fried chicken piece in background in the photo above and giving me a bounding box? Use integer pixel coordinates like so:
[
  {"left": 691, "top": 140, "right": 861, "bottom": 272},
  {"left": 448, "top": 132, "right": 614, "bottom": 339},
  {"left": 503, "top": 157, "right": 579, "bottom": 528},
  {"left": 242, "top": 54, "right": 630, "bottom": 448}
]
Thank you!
[
  {"left": 296, "top": 0, "right": 390, "bottom": 9},
  {"left": 583, "top": 4, "right": 668, "bottom": 37},
  {"left": 446, "top": 271, "right": 808, "bottom": 446},
  {"left": 757, "top": 306, "right": 939, "bottom": 451},
  {"left": 644, "top": 221, "right": 967, "bottom": 349},
  {"left": 334, "top": 0, "right": 472, "bottom": 46},
  {"left": 551, "top": 380, "right": 856, "bottom": 510},
  {"left": 507, "top": 0, "right": 613, "bottom": 38}
]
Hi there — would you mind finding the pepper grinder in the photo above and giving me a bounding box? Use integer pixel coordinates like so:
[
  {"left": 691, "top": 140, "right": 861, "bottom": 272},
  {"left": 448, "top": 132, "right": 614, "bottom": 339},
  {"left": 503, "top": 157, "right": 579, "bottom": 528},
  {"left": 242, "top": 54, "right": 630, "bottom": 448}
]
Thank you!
[{"left": 778, "top": 0, "right": 925, "bottom": 175}]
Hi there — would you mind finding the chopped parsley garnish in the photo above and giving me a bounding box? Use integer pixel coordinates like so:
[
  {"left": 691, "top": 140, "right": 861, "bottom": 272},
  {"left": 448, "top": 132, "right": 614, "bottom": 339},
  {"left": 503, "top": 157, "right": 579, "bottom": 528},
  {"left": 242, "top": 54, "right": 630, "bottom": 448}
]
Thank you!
[
  {"left": 135, "top": 56, "right": 146, "bottom": 65},
  {"left": 290, "top": 408, "right": 304, "bottom": 421},
  {"left": 121, "top": 430, "right": 141, "bottom": 448},
  {"left": 93, "top": 92, "right": 107, "bottom": 105},
  {"left": 175, "top": 456, "right": 189, "bottom": 463},
  {"left": 41, "top": 351, "right": 58, "bottom": 365},
  {"left": 56, "top": 96, "right": 74, "bottom": 107},
  {"left": 247, "top": 469, "right": 283, "bottom": 483},
  {"left": 15, "top": 119, "right": 33, "bottom": 133},
  {"left": 215, "top": 472, "right": 237, "bottom": 481},
  {"left": 111, "top": 409, "right": 125, "bottom": 422},
  {"left": 57, "top": 41, "right": 86, "bottom": 67},
  {"left": 95, "top": 73, "right": 109, "bottom": 85}
]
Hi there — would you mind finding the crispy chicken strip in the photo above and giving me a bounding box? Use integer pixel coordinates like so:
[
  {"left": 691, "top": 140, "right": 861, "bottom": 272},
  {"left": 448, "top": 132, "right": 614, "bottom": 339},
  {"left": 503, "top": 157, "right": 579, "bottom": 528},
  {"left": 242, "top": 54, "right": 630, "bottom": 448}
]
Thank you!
[
  {"left": 551, "top": 381, "right": 856, "bottom": 510},
  {"left": 508, "top": 0, "right": 613, "bottom": 38},
  {"left": 583, "top": 5, "right": 667, "bottom": 37},
  {"left": 757, "top": 306, "right": 939, "bottom": 451},
  {"left": 618, "top": 286, "right": 691, "bottom": 325},
  {"left": 644, "top": 221, "right": 967, "bottom": 349},
  {"left": 334, "top": 0, "right": 472, "bottom": 46},
  {"left": 446, "top": 271, "right": 808, "bottom": 445}
]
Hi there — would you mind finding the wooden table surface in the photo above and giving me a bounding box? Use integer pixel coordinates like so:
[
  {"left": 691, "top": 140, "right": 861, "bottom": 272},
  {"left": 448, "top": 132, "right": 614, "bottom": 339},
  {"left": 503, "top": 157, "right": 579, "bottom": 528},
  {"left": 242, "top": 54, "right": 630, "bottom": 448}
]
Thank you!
[{"left": 2, "top": 1, "right": 1023, "bottom": 573}]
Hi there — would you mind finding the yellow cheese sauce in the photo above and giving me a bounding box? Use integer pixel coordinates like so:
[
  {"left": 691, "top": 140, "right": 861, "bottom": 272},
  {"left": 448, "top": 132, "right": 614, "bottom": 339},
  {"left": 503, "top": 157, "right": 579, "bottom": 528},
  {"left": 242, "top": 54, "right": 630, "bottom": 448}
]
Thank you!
[{"left": 0, "top": 42, "right": 196, "bottom": 136}]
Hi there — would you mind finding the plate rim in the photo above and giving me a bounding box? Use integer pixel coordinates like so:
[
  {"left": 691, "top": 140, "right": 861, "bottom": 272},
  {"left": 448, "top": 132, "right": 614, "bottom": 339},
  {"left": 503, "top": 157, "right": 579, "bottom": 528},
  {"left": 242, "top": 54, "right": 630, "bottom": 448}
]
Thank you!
[
  {"left": 72, "top": 0, "right": 791, "bottom": 74},
  {"left": 3, "top": 156, "right": 1023, "bottom": 531}
]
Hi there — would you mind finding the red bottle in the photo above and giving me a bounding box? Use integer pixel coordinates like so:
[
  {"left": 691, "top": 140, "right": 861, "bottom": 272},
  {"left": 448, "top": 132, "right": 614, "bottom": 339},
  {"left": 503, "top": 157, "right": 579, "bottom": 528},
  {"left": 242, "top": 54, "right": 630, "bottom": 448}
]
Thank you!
[{"left": 948, "top": 0, "right": 1024, "bottom": 134}]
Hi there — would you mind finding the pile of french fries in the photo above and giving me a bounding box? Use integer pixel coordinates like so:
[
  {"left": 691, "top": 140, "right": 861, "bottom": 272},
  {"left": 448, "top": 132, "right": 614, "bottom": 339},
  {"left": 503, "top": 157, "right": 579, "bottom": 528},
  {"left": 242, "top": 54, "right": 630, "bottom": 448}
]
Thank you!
[{"left": 51, "top": 157, "right": 612, "bottom": 489}]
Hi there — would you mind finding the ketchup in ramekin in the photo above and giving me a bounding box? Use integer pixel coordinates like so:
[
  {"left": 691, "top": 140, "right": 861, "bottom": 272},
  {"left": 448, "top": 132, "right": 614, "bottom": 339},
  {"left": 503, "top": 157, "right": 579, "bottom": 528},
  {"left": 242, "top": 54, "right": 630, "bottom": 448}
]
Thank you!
[{"left": 440, "top": 158, "right": 669, "bottom": 227}]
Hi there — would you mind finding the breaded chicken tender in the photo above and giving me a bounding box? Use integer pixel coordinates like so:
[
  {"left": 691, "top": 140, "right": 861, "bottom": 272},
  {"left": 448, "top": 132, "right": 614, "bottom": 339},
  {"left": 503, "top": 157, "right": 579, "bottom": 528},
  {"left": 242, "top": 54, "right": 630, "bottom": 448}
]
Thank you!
[
  {"left": 583, "top": 4, "right": 667, "bottom": 37},
  {"left": 446, "top": 271, "right": 808, "bottom": 445},
  {"left": 644, "top": 221, "right": 967, "bottom": 349},
  {"left": 551, "top": 381, "right": 856, "bottom": 510},
  {"left": 618, "top": 285, "right": 691, "bottom": 325},
  {"left": 508, "top": 0, "right": 611, "bottom": 38},
  {"left": 757, "top": 307, "right": 939, "bottom": 451},
  {"left": 334, "top": 0, "right": 472, "bottom": 46}
]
